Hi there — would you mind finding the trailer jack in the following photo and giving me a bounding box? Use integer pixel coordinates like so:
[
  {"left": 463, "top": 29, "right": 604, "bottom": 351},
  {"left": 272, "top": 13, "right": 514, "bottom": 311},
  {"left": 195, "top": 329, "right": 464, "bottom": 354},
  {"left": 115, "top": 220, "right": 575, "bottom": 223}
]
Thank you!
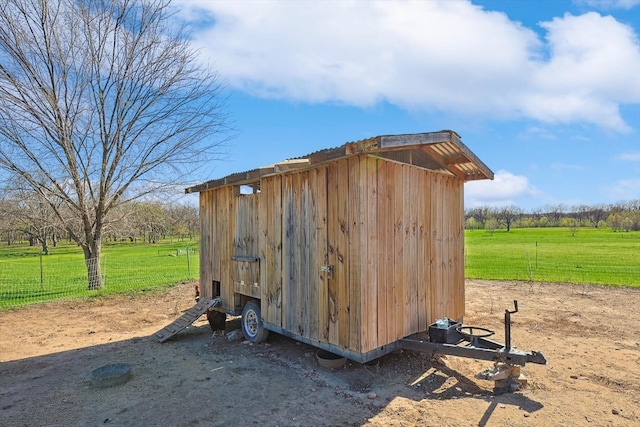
[{"left": 399, "top": 300, "right": 546, "bottom": 393}]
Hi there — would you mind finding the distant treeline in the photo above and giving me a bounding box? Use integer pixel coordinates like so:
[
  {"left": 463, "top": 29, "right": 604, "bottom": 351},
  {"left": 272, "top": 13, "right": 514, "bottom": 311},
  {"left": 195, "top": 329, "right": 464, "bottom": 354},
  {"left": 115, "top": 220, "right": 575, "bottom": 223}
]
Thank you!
[
  {"left": 3, "top": 196, "right": 638, "bottom": 254},
  {"left": 465, "top": 199, "right": 640, "bottom": 232},
  {"left": 0, "top": 198, "right": 198, "bottom": 254}
]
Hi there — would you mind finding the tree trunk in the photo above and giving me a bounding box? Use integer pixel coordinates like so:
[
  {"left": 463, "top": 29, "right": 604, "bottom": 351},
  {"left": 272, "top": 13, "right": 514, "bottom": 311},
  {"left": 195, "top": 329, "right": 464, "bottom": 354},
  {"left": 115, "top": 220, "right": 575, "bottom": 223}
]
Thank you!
[
  {"left": 40, "top": 238, "right": 49, "bottom": 255},
  {"left": 84, "top": 241, "right": 103, "bottom": 290}
]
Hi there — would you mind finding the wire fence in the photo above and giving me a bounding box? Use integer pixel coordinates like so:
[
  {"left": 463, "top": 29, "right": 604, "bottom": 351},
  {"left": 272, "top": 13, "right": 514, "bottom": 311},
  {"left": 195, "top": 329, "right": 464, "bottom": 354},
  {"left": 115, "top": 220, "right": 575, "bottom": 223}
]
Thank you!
[
  {"left": 2, "top": 242, "right": 637, "bottom": 310},
  {"left": 0, "top": 248, "right": 198, "bottom": 310},
  {"left": 464, "top": 243, "right": 639, "bottom": 287}
]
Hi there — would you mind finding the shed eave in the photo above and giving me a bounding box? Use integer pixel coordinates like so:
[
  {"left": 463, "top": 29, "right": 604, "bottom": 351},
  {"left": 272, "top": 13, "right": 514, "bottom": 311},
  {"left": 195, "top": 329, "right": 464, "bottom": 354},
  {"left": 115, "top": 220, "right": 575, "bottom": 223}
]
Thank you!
[{"left": 185, "top": 130, "right": 493, "bottom": 193}]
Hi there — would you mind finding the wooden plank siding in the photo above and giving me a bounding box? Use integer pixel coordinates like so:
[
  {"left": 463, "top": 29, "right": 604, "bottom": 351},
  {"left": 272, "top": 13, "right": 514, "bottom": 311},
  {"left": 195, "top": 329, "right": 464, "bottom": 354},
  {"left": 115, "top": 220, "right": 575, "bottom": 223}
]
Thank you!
[
  {"left": 392, "top": 160, "right": 405, "bottom": 343},
  {"left": 347, "top": 156, "right": 361, "bottom": 352},
  {"left": 376, "top": 159, "right": 392, "bottom": 347},
  {"left": 197, "top": 153, "right": 466, "bottom": 356},
  {"left": 232, "top": 193, "right": 260, "bottom": 292},
  {"left": 326, "top": 161, "right": 340, "bottom": 345},
  {"left": 313, "top": 167, "right": 329, "bottom": 344},
  {"left": 453, "top": 174, "right": 465, "bottom": 321},
  {"left": 363, "top": 155, "right": 378, "bottom": 352},
  {"left": 417, "top": 168, "right": 431, "bottom": 332},
  {"left": 337, "top": 158, "right": 353, "bottom": 349},
  {"left": 198, "top": 190, "right": 213, "bottom": 300},
  {"left": 401, "top": 163, "right": 414, "bottom": 339},
  {"left": 427, "top": 173, "right": 465, "bottom": 322},
  {"left": 260, "top": 175, "right": 283, "bottom": 327},
  {"left": 354, "top": 157, "right": 465, "bottom": 353},
  {"left": 219, "top": 187, "right": 234, "bottom": 308},
  {"left": 282, "top": 173, "right": 295, "bottom": 334}
]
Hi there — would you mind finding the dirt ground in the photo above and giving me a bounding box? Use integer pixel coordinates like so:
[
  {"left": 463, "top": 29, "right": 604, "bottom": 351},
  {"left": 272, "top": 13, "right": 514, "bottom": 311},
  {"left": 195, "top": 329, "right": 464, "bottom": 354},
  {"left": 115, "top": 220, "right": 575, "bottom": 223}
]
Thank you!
[{"left": 1, "top": 279, "right": 639, "bottom": 427}]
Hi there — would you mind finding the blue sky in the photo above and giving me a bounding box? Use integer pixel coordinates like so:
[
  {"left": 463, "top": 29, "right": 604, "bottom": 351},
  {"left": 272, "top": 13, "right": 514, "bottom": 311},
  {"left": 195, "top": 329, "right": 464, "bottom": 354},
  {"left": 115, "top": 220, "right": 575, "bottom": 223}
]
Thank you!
[{"left": 172, "top": 0, "right": 640, "bottom": 211}]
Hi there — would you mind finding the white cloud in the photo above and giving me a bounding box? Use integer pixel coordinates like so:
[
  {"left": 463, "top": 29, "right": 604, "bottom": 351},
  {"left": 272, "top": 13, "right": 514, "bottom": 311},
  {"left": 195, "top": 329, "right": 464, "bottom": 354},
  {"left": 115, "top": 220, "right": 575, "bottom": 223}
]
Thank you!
[
  {"left": 606, "top": 178, "right": 640, "bottom": 199},
  {"left": 173, "top": 1, "right": 640, "bottom": 132},
  {"left": 464, "top": 170, "right": 538, "bottom": 207},
  {"left": 617, "top": 151, "right": 640, "bottom": 160},
  {"left": 519, "top": 126, "right": 558, "bottom": 140},
  {"left": 575, "top": 0, "right": 640, "bottom": 10},
  {"left": 529, "top": 12, "right": 640, "bottom": 131}
]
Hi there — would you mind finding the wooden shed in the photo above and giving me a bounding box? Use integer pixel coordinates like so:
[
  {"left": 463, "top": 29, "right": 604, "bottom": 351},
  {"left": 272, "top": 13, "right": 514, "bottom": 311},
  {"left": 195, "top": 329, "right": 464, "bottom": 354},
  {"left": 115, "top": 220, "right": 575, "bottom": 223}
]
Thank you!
[{"left": 186, "top": 130, "right": 493, "bottom": 362}]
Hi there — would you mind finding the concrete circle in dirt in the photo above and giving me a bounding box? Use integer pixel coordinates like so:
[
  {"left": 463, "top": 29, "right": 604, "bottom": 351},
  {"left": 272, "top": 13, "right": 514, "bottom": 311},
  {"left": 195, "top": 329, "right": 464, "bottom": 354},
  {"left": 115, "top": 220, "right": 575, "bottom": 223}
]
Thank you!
[{"left": 90, "top": 363, "right": 132, "bottom": 388}]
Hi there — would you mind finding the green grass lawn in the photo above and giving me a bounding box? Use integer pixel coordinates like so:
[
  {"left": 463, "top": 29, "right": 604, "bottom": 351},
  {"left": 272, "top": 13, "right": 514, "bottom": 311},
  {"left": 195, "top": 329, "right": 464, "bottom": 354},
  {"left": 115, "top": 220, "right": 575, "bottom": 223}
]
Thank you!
[
  {"left": 465, "top": 227, "right": 640, "bottom": 287},
  {"left": 0, "top": 239, "right": 199, "bottom": 309},
  {"left": 2, "top": 227, "right": 638, "bottom": 310}
]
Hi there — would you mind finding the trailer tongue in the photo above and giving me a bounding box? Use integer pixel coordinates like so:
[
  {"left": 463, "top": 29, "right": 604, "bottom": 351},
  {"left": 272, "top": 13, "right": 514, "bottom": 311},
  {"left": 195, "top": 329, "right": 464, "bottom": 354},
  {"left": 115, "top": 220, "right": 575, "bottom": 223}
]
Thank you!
[{"left": 399, "top": 300, "right": 546, "bottom": 393}]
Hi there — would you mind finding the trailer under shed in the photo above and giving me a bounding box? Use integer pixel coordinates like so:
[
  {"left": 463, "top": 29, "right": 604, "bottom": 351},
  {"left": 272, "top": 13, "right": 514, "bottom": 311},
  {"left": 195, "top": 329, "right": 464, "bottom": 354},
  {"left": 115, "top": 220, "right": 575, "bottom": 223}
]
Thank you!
[{"left": 186, "top": 130, "right": 493, "bottom": 362}]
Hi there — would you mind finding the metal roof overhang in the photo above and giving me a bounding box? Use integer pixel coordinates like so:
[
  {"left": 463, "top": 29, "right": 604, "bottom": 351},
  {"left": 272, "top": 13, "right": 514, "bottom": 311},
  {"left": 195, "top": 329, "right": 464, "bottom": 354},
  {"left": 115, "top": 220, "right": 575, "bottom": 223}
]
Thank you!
[{"left": 185, "top": 130, "right": 494, "bottom": 194}]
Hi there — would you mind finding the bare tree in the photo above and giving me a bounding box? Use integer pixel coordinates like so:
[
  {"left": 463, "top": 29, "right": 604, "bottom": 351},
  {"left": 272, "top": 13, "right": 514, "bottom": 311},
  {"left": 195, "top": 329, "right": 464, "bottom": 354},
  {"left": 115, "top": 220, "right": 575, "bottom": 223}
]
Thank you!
[
  {"left": 543, "top": 204, "right": 566, "bottom": 226},
  {"left": 166, "top": 203, "right": 198, "bottom": 241},
  {"left": 0, "top": 0, "right": 228, "bottom": 289},
  {"left": 585, "top": 204, "right": 606, "bottom": 228},
  {"left": 529, "top": 207, "right": 543, "bottom": 227},
  {"left": 0, "top": 195, "right": 18, "bottom": 245},
  {"left": 573, "top": 204, "right": 590, "bottom": 227},
  {"left": 465, "top": 206, "right": 491, "bottom": 228},
  {"left": 134, "top": 201, "right": 166, "bottom": 243},
  {"left": 2, "top": 183, "right": 62, "bottom": 254},
  {"left": 485, "top": 217, "right": 499, "bottom": 236},
  {"left": 495, "top": 205, "right": 522, "bottom": 232}
]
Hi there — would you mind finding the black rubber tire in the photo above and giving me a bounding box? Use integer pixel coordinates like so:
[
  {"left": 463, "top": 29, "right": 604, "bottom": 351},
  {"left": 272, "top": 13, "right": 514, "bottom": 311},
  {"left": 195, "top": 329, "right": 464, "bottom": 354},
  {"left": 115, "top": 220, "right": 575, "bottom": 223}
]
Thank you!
[{"left": 241, "top": 300, "right": 269, "bottom": 343}]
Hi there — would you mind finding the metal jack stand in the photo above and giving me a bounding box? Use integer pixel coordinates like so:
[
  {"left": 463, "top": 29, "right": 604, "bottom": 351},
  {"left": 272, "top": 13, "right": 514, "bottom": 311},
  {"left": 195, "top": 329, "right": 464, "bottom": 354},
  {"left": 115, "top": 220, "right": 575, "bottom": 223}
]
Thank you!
[{"left": 474, "top": 301, "right": 530, "bottom": 392}]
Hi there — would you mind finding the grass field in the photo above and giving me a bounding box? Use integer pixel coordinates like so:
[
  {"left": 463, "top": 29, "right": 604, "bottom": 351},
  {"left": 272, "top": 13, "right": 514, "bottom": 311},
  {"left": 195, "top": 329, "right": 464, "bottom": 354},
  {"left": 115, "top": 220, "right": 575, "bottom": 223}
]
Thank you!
[
  {"left": 1, "top": 227, "right": 638, "bottom": 309},
  {"left": 465, "top": 227, "right": 640, "bottom": 287},
  {"left": 0, "top": 240, "right": 198, "bottom": 309}
]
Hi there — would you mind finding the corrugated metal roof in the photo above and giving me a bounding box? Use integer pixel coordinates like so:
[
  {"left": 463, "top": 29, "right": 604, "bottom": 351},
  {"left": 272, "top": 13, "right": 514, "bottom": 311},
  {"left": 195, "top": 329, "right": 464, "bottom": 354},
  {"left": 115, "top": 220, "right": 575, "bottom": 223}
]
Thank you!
[{"left": 185, "top": 130, "right": 493, "bottom": 193}]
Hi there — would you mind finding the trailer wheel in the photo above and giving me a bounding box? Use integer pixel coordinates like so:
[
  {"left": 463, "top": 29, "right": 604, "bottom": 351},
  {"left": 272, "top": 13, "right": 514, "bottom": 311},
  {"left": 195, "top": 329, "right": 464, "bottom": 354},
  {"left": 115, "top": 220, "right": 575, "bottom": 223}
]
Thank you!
[{"left": 241, "top": 300, "right": 269, "bottom": 343}]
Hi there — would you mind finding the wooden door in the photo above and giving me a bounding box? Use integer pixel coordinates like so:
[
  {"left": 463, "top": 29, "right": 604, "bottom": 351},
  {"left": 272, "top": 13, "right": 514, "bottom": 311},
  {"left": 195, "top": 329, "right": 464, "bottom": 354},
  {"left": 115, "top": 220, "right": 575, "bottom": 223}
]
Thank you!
[{"left": 232, "top": 190, "right": 260, "bottom": 299}]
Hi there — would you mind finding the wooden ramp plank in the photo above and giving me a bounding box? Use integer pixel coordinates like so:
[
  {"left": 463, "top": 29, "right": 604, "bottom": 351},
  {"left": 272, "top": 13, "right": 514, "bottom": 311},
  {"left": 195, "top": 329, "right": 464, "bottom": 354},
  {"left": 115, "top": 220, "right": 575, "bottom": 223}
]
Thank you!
[{"left": 153, "top": 298, "right": 219, "bottom": 342}]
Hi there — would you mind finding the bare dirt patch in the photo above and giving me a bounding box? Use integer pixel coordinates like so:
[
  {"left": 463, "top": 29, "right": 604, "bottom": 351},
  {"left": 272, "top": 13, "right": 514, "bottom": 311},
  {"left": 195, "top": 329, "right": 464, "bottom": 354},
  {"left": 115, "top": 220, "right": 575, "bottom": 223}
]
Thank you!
[{"left": 1, "top": 280, "right": 639, "bottom": 426}]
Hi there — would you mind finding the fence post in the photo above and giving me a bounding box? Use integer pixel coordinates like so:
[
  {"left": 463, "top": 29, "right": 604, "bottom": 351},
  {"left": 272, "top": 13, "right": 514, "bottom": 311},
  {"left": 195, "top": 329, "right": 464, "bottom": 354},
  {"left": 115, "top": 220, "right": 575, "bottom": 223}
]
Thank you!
[
  {"left": 102, "top": 255, "right": 107, "bottom": 288},
  {"left": 186, "top": 244, "right": 191, "bottom": 278},
  {"left": 40, "top": 251, "right": 44, "bottom": 290}
]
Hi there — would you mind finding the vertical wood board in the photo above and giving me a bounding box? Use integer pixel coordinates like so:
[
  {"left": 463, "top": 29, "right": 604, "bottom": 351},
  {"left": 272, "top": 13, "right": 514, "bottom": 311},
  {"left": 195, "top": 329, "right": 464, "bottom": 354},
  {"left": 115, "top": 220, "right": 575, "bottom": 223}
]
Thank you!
[
  {"left": 326, "top": 162, "right": 340, "bottom": 345},
  {"left": 362, "top": 156, "right": 378, "bottom": 352},
  {"left": 376, "top": 160, "right": 392, "bottom": 346},
  {"left": 315, "top": 167, "right": 329, "bottom": 343},
  {"left": 347, "top": 156, "right": 361, "bottom": 351}
]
